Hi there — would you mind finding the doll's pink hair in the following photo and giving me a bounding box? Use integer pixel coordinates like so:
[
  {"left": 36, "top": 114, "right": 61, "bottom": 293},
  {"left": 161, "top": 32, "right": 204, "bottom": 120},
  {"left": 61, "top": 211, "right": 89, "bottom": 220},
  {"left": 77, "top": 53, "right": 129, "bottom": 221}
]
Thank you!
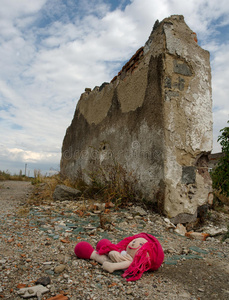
[{"left": 98, "top": 233, "right": 164, "bottom": 281}]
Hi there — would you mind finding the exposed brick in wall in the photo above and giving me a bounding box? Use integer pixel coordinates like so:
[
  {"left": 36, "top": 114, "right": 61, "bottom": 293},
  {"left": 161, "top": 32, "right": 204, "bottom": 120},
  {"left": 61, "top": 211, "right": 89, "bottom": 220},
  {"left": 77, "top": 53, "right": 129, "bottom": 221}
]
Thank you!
[{"left": 111, "top": 46, "right": 144, "bottom": 83}]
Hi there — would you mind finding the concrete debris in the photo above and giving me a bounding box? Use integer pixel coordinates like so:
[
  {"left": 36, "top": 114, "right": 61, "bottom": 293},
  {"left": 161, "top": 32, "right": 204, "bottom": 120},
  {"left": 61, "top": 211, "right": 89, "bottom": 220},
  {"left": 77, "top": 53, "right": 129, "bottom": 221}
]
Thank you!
[
  {"left": 181, "top": 247, "right": 190, "bottom": 255},
  {"left": 1, "top": 180, "right": 229, "bottom": 299},
  {"left": 201, "top": 226, "right": 228, "bottom": 236},
  {"left": 17, "top": 285, "right": 49, "bottom": 298},
  {"left": 52, "top": 185, "right": 81, "bottom": 201},
  {"left": 185, "top": 232, "right": 210, "bottom": 241},
  {"left": 174, "top": 224, "right": 187, "bottom": 236},
  {"left": 35, "top": 276, "right": 51, "bottom": 286},
  {"left": 134, "top": 206, "right": 147, "bottom": 216},
  {"left": 164, "top": 218, "right": 176, "bottom": 228}
]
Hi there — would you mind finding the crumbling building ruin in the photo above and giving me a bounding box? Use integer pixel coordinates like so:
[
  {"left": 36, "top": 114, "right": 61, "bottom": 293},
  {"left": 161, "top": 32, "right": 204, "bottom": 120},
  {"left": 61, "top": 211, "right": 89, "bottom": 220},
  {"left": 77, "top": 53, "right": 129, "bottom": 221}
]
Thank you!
[{"left": 60, "top": 15, "right": 213, "bottom": 223}]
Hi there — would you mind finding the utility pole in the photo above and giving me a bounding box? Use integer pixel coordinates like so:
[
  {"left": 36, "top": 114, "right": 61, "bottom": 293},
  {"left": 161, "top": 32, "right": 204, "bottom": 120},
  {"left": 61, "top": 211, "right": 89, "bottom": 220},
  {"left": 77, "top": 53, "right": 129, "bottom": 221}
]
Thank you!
[{"left": 25, "top": 163, "right": 27, "bottom": 177}]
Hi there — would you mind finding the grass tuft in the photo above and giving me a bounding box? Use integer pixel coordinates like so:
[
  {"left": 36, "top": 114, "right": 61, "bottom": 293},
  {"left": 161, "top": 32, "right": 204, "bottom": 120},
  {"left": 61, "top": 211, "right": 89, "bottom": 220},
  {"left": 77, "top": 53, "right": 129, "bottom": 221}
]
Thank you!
[{"left": 77, "top": 163, "right": 142, "bottom": 208}]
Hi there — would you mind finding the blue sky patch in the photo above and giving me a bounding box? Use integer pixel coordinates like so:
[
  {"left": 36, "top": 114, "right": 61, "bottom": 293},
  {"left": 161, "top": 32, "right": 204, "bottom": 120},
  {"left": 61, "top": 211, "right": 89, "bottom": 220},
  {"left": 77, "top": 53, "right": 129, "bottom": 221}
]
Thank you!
[{"left": 11, "top": 124, "right": 23, "bottom": 130}]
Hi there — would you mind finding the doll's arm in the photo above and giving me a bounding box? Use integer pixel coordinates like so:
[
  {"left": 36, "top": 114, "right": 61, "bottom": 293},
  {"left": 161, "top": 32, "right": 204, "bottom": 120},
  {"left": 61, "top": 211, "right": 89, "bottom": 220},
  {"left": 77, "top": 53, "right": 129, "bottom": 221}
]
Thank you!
[
  {"left": 102, "top": 260, "right": 132, "bottom": 273},
  {"left": 90, "top": 251, "right": 110, "bottom": 264}
]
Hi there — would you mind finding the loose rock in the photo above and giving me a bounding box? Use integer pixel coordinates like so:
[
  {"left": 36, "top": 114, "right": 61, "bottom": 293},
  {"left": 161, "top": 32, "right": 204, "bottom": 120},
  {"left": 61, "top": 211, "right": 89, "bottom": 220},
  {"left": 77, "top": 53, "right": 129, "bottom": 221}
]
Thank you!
[
  {"left": 174, "top": 224, "right": 187, "bottom": 236},
  {"left": 17, "top": 285, "right": 49, "bottom": 298},
  {"left": 54, "top": 264, "right": 66, "bottom": 274},
  {"left": 35, "top": 276, "right": 51, "bottom": 286},
  {"left": 52, "top": 184, "right": 81, "bottom": 201}
]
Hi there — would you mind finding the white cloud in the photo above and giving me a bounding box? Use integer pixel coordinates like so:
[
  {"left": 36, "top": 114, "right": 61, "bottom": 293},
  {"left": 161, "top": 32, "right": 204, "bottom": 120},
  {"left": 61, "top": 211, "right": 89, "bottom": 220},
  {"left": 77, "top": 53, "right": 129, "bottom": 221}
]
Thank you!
[
  {"left": 0, "top": 0, "right": 229, "bottom": 175},
  {"left": 0, "top": 0, "right": 47, "bottom": 16}
]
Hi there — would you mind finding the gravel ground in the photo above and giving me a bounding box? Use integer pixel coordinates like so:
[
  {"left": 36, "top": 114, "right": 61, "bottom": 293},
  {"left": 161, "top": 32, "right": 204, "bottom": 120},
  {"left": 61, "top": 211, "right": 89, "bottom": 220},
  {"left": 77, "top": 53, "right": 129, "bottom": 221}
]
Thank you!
[{"left": 0, "top": 180, "right": 229, "bottom": 300}]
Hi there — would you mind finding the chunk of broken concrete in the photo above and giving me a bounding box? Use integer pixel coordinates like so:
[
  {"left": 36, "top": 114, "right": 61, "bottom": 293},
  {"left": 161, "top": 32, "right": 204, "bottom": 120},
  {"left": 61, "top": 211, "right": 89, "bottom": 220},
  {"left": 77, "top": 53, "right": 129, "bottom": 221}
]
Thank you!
[
  {"left": 35, "top": 276, "right": 51, "bottom": 286},
  {"left": 201, "top": 226, "right": 227, "bottom": 237},
  {"left": 52, "top": 184, "right": 81, "bottom": 201},
  {"left": 174, "top": 223, "right": 187, "bottom": 236},
  {"left": 17, "top": 285, "right": 49, "bottom": 298},
  {"left": 134, "top": 206, "right": 147, "bottom": 216},
  {"left": 164, "top": 218, "right": 176, "bottom": 230},
  {"left": 185, "top": 231, "right": 209, "bottom": 241},
  {"left": 171, "top": 212, "right": 197, "bottom": 225}
]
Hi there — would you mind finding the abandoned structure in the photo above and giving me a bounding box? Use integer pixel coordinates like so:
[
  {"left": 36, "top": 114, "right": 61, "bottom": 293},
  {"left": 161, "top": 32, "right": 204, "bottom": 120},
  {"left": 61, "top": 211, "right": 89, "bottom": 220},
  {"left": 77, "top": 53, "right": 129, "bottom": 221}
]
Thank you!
[
  {"left": 61, "top": 15, "right": 213, "bottom": 223},
  {"left": 208, "top": 152, "right": 224, "bottom": 170}
]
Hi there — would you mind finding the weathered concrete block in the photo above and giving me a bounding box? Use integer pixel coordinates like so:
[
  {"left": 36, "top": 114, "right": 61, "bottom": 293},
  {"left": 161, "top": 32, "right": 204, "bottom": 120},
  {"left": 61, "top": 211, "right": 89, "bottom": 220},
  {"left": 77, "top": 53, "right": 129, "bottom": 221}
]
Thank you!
[
  {"left": 171, "top": 212, "right": 197, "bottom": 225},
  {"left": 60, "top": 15, "right": 212, "bottom": 221},
  {"left": 53, "top": 184, "right": 81, "bottom": 201},
  {"left": 17, "top": 285, "right": 49, "bottom": 298}
]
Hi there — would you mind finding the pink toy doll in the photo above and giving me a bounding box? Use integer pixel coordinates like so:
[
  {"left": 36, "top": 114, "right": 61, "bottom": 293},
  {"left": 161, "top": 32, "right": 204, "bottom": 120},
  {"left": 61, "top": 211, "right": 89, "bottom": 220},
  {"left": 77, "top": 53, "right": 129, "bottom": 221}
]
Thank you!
[{"left": 74, "top": 233, "right": 164, "bottom": 281}]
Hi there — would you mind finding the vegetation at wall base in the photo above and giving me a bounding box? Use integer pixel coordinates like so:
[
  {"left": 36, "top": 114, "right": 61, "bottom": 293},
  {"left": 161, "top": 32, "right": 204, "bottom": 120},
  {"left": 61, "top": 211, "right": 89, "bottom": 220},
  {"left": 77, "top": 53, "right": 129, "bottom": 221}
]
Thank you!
[{"left": 84, "top": 163, "right": 142, "bottom": 208}]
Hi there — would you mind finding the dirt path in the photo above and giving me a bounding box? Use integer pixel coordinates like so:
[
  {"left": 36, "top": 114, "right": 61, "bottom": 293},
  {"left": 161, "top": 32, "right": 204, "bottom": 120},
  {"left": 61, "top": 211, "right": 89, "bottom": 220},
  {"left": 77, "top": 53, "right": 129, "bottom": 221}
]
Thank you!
[
  {"left": 0, "top": 181, "right": 33, "bottom": 215},
  {"left": 0, "top": 181, "right": 229, "bottom": 300}
]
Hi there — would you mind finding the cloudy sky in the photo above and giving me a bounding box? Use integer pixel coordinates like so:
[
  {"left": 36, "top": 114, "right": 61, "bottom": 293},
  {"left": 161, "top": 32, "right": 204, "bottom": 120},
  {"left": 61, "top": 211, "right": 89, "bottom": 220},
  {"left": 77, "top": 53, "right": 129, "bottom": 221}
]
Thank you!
[{"left": 0, "top": 0, "right": 229, "bottom": 176}]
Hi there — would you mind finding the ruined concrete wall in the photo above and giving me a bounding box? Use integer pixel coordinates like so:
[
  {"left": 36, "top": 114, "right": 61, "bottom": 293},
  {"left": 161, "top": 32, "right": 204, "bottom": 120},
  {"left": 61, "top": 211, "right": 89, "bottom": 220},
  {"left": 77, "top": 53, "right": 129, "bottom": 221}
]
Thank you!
[
  {"left": 61, "top": 15, "right": 213, "bottom": 222},
  {"left": 161, "top": 17, "right": 212, "bottom": 222}
]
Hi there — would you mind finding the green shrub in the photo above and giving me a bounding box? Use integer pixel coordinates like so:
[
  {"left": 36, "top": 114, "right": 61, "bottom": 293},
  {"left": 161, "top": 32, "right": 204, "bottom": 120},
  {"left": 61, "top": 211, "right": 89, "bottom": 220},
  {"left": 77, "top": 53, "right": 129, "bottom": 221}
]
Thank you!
[{"left": 211, "top": 120, "right": 229, "bottom": 197}]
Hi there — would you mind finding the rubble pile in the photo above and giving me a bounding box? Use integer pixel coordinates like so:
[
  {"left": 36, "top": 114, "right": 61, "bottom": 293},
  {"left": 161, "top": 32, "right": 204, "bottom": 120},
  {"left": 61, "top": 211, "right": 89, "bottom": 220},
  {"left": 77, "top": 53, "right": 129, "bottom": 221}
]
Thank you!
[{"left": 0, "top": 181, "right": 229, "bottom": 299}]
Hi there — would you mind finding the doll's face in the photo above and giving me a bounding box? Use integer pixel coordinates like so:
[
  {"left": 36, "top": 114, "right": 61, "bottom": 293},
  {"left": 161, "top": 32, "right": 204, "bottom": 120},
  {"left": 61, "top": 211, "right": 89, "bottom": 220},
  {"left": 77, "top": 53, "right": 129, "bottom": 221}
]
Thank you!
[{"left": 126, "top": 237, "right": 147, "bottom": 258}]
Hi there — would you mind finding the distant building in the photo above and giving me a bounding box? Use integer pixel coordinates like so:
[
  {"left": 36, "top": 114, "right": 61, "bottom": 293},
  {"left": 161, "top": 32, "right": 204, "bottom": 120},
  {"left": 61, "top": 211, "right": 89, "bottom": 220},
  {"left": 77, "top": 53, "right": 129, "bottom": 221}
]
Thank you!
[{"left": 208, "top": 152, "right": 224, "bottom": 170}]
